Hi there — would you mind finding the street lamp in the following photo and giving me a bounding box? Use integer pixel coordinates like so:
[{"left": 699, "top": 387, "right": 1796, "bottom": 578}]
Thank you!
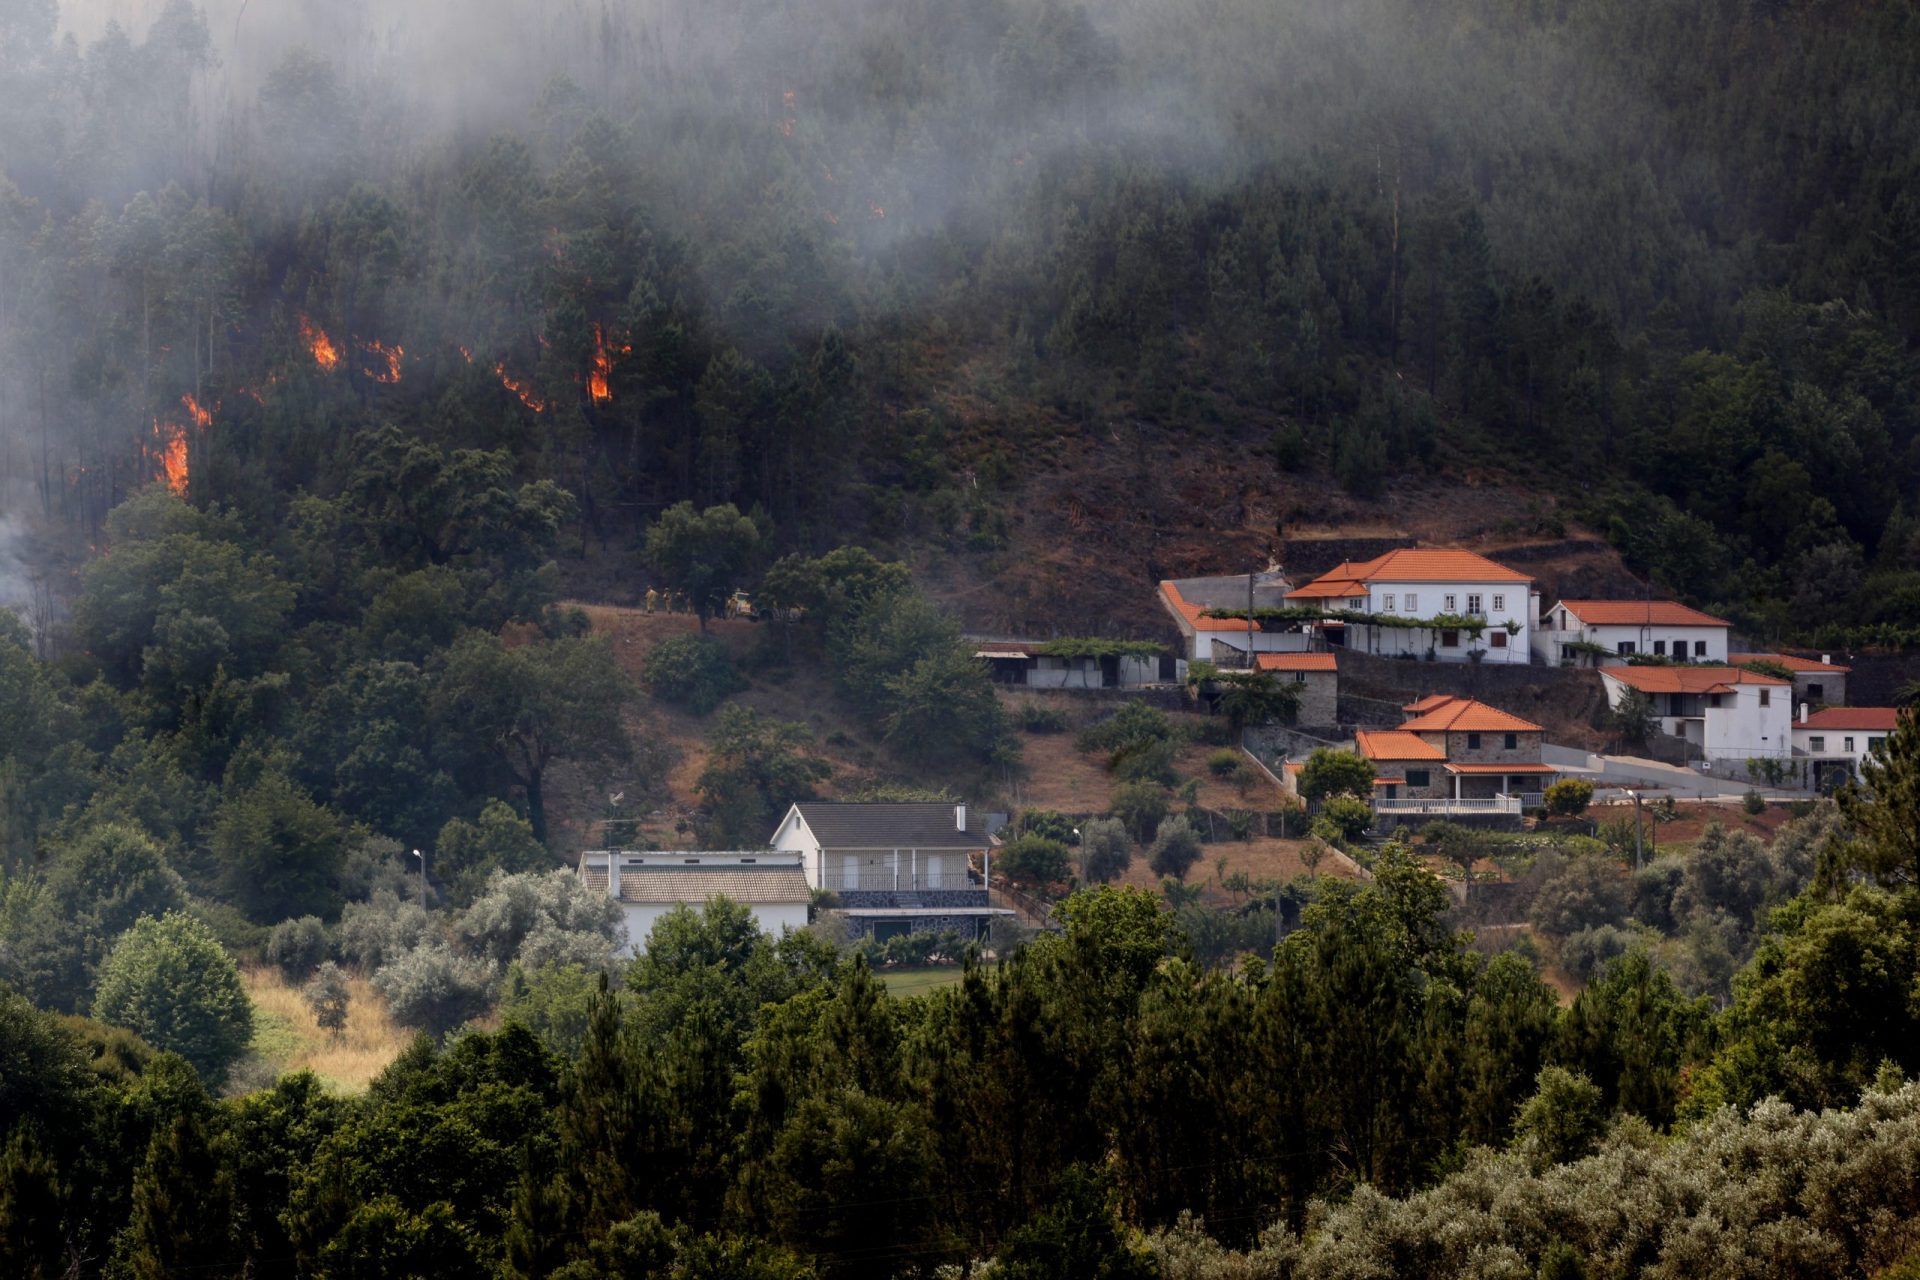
[
  {"left": 412, "top": 847, "right": 426, "bottom": 908},
  {"left": 1623, "top": 792, "right": 1645, "bottom": 870},
  {"left": 1073, "top": 828, "right": 1083, "bottom": 885}
]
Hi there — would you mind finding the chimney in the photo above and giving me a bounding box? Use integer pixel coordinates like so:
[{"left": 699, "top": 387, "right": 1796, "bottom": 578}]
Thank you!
[
  {"left": 954, "top": 803, "right": 967, "bottom": 832},
  {"left": 1821, "top": 654, "right": 1831, "bottom": 665},
  {"left": 607, "top": 853, "right": 621, "bottom": 900}
]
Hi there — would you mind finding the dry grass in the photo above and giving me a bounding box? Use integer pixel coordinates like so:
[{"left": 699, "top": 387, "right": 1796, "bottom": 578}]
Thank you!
[{"left": 242, "top": 965, "right": 414, "bottom": 1094}]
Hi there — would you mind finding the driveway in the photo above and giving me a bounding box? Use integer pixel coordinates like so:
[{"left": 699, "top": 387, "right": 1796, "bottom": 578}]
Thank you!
[{"left": 1542, "top": 744, "right": 1799, "bottom": 802}]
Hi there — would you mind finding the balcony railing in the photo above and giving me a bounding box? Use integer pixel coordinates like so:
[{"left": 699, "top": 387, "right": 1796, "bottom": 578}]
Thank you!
[
  {"left": 820, "top": 871, "right": 979, "bottom": 892},
  {"left": 1372, "top": 794, "right": 1522, "bottom": 816}
]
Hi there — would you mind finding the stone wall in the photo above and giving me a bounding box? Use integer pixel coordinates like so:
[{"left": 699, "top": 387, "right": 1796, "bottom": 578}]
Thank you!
[
  {"left": 1333, "top": 647, "right": 1609, "bottom": 745},
  {"left": 834, "top": 911, "right": 994, "bottom": 940},
  {"left": 1294, "top": 671, "right": 1337, "bottom": 724}
]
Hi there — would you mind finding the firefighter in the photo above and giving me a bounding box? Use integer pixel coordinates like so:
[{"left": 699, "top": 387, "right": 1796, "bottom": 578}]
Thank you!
[{"left": 644, "top": 586, "right": 658, "bottom": 615}]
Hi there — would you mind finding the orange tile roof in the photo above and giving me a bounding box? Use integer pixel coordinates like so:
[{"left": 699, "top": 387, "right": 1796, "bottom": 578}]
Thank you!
[
  {"left": 1402, "top": 694, "right": 1456, "bottom": 715},
  {"left": 1602, "top": 666, "right": 1788, "bottom": 694},
  {"left": 1159, "top": 580, "right": 1245, "bottom": 632},
  {"left": 1286, "top": 548, "right": 1531, "bottom": 600},
  {"left": 1255, "top": 652, "right": 1338, "bottom": 672},
  {"left": 1397, "top": 695, "right": 1543, "bottom": 734},
  {"left": 1444, "top": 762, "right": 1559, "bottom": 774},
  {"left": 1354, "top": 730, "right": 1446, "bottom": 761},
  {"left": 1733, "top": 652, "right": 1853, "bottom": 675},
  {"left": 1795, "top": 707, "right": 1901, "bottom": 732},
  {"left": 1557, "top": 600, "right": 1730, "bottom": 628}
]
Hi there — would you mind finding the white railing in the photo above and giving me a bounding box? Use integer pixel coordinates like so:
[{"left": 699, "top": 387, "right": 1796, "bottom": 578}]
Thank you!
[
  {"left": 821, "top": 873, "right": 970, "bottom": 892},
  {"left": 1372, "top": 794, "right": 1522, "bottom": 816}
]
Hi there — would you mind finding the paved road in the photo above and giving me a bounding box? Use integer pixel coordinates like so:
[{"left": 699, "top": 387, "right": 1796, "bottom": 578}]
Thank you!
[{"left": 1542, "top": 744, "right": 1803, "bottom": 802}]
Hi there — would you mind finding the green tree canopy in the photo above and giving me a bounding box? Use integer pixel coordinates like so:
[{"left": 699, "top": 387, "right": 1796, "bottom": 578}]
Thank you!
[{"left": 92, "top": 912, "right": 253, "bottom": 1086}]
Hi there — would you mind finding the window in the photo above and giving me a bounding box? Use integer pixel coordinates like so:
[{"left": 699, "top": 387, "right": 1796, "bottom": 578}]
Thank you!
[
  {"left": 1709, "top": 692, "right": 1724, "bottom": 708},
  {"left": 1492, "top": 594, "right": 1505, "bottom": 612},
  {"left": 1844, "top": 736, "right": 1855, "bottom": 753},
  {"left": 1503, "top": 733, "right": 1518, "bottom": 750},
  {"left": 1759, "top": 688, "right": 1771, "bottom": 706},
  {"left": 1617, "top": 641, "right": 1636, "bottom": 655},
  {"left": 1467, "top": 732, "right": 1482, "bottom": 750},
  {"left": 1441, "top": 629, "right": 1460, "bottom": 647},
  {"left": 1808, "top": 683, "right": 1824, "bottom": 701},
  {"left": 1406, "top": 769, "right": 1430, "bottom": 788},
  {"left": 1348, "top": 597, "right": 1365, "bottom": 610},
  {"left": 1292, "top": 671, "right": 1306, "bottom": 683},
  {"left": 1490, "top": 631, "right": 1508, "bottom": 648},
  {"left": 1695, "top": 640, "right": 1708, "bottom": 657},
  {"left": 1870, "top": 737, "right": 1886, "bottom": 753},
  {"left": 1444, "top": 594, "right": 1457, "bottom": 612},
  {"left": 1466, "top": 593, "right": 1483, "bottom": 615},
  {"left": 1383, "top": 593, "right": 1395, "bottom": 611},
  {"left": 1653, "top": 640, "right": 1666, "bottom": 656},
  {"left": 1405, "top": 593, "right": 1418, "bottom": 611},
  {"left": 1809, "top": 736, "right": 1825, "bottom": 752}
]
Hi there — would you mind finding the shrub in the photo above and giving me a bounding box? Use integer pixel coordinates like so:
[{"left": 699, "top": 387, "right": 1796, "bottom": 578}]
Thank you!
[
  {"left": 1148, "top": 816, "right": 1203, "bottom": 880},
  {"left": 1206, "top": 749, "right": 1243, "bottom": 777},
  {"left": 497, "top": 961, "right": 600, "bottom": 1056},
  {"left": 1225, "top": 809, "right": 1257, "bottom": 841},
  {"left": 1111, "top": 736, "right": 1178, "bottom": 784},
  {"left": 1743, "top": 789, "right": 1766, "bottom": 815},
  {"left": 93, "top": 912, "right": 253, "bottom": 1086},
  {"left": 1019, "top": 809, "right": 1077, "bottom": 844},
  {"left": 304, "top": 961, "right": 351, "bottom": 1034},
  {"left": 999, "top": 835, "right": 1071, "bottom": 886},
  {"left": 1544, "top": 777, "right": 1595, "bottom": 817},
  {"left": 1080, "top": 818, "right": 1133, "bottom": 883},
  {"left": 266, "top": 915, "right": 330, "bottom": 979},
  {"left": 456, "top": 870, "right": 624, "bottom": 968},
  {"left": 1109, "top": 781, "right": 1171, "bottom": 843},
  {"left": 1297, "top": 748, "right": 1375, "bottom": 804},
  {"left": 371, "top": 943, "right": 495, "bottom": 1037},
  {"left": 642, "top": 633, "right": 746, "bottom": 714},
  {"left": 1021, "top": 703, "right": 1068, "bottom": 734},
  {"left": 1077, "top": 701, "right": 1173, "bottom": 754},
  {"left": 1189, "top": 718, "right": 1235, "bottom": 747},
  {"left": 337, "top": 890, "right": 433, "bottom": 971},
  {"left": 1318, "top": 794, "right": 1373, "bottom": 842}
]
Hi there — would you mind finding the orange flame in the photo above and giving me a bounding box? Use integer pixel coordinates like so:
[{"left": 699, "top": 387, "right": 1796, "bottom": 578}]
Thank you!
[
  {"left": 298, "top": 316, "right": 339, "bottom": 371},
  {"left": 495, "top": 363, "right": 545, "bottom": 413},
  {"left": 152, "top": 420, "right": 189, "bottom": 494},
  {"left": 181, "top": 393, "right": 213, "bottom": 427},
  {"left": 589, "top": 325, "right": 613, "bottom": 403},
  {"left": 868, "top": 204, "right": 886, "bottom": 219},
  {"left": 361, "top": 339, "right": 404, "bottom": 383},
  {"left": 779, "top": 118, "right": 795, "bottom": 137}
]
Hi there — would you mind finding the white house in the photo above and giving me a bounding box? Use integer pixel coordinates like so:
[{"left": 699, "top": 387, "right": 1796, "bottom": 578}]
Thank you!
[
  {"left": 768, "top": 802, "right": 1014, "bottom": 940},
  {"left": 1599, "top": 665, "right": 1792, "bottom": 764},
  {"left": 1284, "top": 548, "right": 1539, "bottom": 663},
  {"left": 1535, "top": 600, "right": 1732, "bottom": 666},
  {"left": 1793, "top": 706, "right": 1899, "bottom": 790},
  {"left": 971, "top": 638, "right": 1182, "bottom": 688},
  {"left": 577, "top": 850, "right": 811, "bottom": 956},
  {"left": 1158, "top": 571, "right": 1304, "bottom": 664}
]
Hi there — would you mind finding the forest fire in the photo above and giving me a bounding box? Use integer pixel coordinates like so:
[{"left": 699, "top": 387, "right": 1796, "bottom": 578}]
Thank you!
[
  {"left": 495, "top": 363, "right": 545, "bottom": 413},
  {"left": 181, "top": 393, "right": 213, "bottom": 427},
  {"left": 151, "top": 420, "right": 189, "bottom": 494},
  {"left": 361, "top": 339, "right": 404, "bottom": 383},
  {"left": 299, "top": 316, "right": 340, "bottom": 371},
  {"left": 589, "top": 325, "right": 614, "bottom": 403}
]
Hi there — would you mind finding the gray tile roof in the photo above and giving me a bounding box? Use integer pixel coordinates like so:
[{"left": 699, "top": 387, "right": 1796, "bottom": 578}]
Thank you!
[
  {"left": 791, "top": 802, "right": 988, "bottom": 849},
  {"left": 1168, "top": 571, "right": 1291, "bottom": 610},
  {"left": 582, "top": 864, "right": 811, "bottom": 905}
]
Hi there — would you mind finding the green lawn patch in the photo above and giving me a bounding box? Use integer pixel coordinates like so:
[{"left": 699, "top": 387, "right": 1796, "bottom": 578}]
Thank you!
[{"left": 876, "top": 966, "right": 969, "bottom": 998}]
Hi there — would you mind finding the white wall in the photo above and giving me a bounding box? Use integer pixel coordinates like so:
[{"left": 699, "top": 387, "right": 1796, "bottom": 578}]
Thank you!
[
  {"left": 1201, "top": 631, "right": 1312, "bottom": 663},
  {"left": 1534, "top": 612, "right": 1729, "bottom": 666},
  {"left": 1021, "top": 654, "right": 1168, "bottom": 688},
  {"left": 1344, "top": 580, "right": 1532, "bottom": 664},
  {"left": 1703, "top": 686, "right": 1791, "bottom": 762},
  {"left": 769, "top": 809, "right": 822, "bottom": 888},
  {"left": 1792, "top": 727, "right": 1890, "bottom": 771},
  {"left": 617, "top": 900, "right": 809, "bottom": 956},
  {"left": 824, "top": 850, "right": 961, "bottom": 891}
]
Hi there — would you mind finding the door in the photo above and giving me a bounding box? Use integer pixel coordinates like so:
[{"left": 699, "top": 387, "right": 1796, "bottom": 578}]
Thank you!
[{"left": 1100, "top": 655, "right": 1120, "bottom": 688}]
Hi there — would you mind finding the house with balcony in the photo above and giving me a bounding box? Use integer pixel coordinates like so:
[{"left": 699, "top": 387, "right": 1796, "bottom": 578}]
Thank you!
[
  {"left": 1599, "top": 665, "right": 1791, "bottom": 764},
  {"left": 577, "top": 850, "right": 811, "bottom": 956},
  {"left": 1732, "top": 652, "right": 1850, "bottom": 708},
  {"left": 1793, "top": 706, "right": 1900, "bottom": 791},
  {"left": 1283, "top": 549, "right": 1538, "bottom": 663},
  {"left": 1349, "top": 696, "right": 1557, "bottom": 819},
  {"left": 768, "top": 801, "right": 1014, "bottom": 940},
  {"left": 1534, "top": 599, "right": 1731, "bottom": 666},
  {"left": 1158, "top": 570, "right": 1303, "bottom": 665}
]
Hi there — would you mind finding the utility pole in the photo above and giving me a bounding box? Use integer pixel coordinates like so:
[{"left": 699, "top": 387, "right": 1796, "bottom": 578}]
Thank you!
[
  {"left": 412, "top": 848, "right": 426, "bottom": 908},
  {"left": 1247, "top": 569, "right": 1256, "bottom": 671},
  {"left": 1627, "top": 794, "right": 1645, "bottom": 870}
]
